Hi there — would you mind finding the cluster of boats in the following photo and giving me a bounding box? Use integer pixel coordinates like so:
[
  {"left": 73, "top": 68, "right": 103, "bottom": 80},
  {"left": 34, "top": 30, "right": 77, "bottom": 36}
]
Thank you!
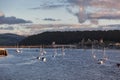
[
  {"left": 1, "top": 44, "right": 119, "bottom": 68},
  {"left": 91, "top": 46, "right": 120, "bottom": 68},
  {"left": 16, "top": 46, "right": 65, "bottom": 62}
]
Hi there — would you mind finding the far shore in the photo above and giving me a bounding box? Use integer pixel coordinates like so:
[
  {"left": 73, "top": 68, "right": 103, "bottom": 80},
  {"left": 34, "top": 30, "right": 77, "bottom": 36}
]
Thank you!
[{"left": 0, "top": 45, "right": 120, "bottom": 49}]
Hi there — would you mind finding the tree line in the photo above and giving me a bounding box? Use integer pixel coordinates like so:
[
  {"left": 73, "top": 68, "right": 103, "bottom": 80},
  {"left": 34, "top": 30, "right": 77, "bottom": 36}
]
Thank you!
[{"left": 19, "top": 30, "right": 120, "bottom": 46}]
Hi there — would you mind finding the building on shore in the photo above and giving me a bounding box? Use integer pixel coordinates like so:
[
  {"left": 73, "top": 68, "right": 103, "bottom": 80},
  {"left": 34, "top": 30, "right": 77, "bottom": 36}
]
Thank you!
[{"left": 0, "top": 48, "right": 8, "bottom": 57}]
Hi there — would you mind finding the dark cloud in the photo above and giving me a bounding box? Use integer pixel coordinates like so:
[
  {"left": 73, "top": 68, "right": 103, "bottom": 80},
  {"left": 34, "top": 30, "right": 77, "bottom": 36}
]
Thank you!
[
  {"left": 0, "top": 16, "right": 32, "bottom": 24},
  {"left": 30, "top": 4, "right": 65, "bottom": 10},
  {"left": 42, "top": 18, "right": 61, "bottom": 21},
  {"left": 0, "top": 26, "right": 14, "bottom": 30},
  {"left": 90, "top": 15, "right": 120, "bottom": 20},
  {"left": 67, "top": 0, "right": 90, "bottom": 6},
  {"left": 88, "top": 13, "right": 120, "bottom": 20}
]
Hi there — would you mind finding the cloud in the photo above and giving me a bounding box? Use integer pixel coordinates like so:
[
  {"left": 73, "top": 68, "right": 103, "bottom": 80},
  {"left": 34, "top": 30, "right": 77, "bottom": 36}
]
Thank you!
[
  {"left": 67, "top": 0, "right": 90, "bottom": 6},
  {"left": 0, "top": 11, "right": 32, "bottom": 24},
  {"left": 28, "top": 24, "right": 120, "bottom": 35},
  {"left": 0, "top": 26, "right": 14, "bottom": 30},
  {"left": 29, "top": 0, "right": 120, "bottom": 24},
  {"left": 0, "top": 23, "right": 120, "bottom": 35},
  {"left": 66, "top": 6, "right": 87, "bottom": 23},
  {"left": 0, "top": 24, "right": 32, "bottom": 36},
  {"left": 29, "top": 0, "right": 69, "bottom": 10},
  {"left": 66, "top": 0, "right": 120, "bottom": 23},
  {"left": 0, "top": 16, "right": 32, "bottom": 24},
  {"left": 30, "top": 4, "right": 65, "bottom": 10},
  {"left": 42, "top": 18, "right": 61, "bottom": 21},
  {"left": 88, "top": 10, "right": 120, "bottom": 20},
  {"left": 66, "top": 0, "right": 91, "bottom": 23},
  {"left": 90, "top": 0, "right": 120, "bottom": 9},
  {"left": 0, "top": 11, "right": 5, "bottom": 17}
]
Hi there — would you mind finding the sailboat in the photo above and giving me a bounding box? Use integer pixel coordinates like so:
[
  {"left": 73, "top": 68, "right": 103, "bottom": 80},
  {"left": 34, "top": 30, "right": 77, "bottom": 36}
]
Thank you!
[
  {"left": 16, "top": 43, "right": 22, "bottom": 53},
  {"left": 62, "top": 46, "right": 65, "bottom": 56},
  {"left": 97, "top": 48, "right": 108, "bottom": 64},
  {"left": 52, "top": 41, "right": 58, "bottom": 58},
  {"left": 52, "top": 47, "right": 57, "bottom": 58},
  {"left": 91, "top": 45, "right": 96, "bottom": 59},
  {"left": 91, "top": 45, "right": 108, "bottom": 64},
  {"left": 37, "top": 47, "right": 47, "bottom": 62}
]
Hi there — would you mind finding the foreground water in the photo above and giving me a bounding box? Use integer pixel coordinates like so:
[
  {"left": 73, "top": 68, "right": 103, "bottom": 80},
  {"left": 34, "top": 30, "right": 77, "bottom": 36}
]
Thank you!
[{"left": 0, "top": 48, "right": 120, "bottom": 80}]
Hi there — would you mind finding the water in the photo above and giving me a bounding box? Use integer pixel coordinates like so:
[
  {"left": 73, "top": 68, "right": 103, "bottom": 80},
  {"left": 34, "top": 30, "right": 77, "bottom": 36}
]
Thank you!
[{"left": 0, "top": 48, "right": 120, "bottom": 80}]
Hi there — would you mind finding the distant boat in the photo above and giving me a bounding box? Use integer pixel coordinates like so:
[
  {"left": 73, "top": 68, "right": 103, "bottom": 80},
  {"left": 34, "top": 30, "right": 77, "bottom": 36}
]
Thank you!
[
  {"left": 37, "top": 48, "right": 43, "bottom": 60},
  {"left": 52, "top": 47, "right": 57, "bottom": 58},
  {"left": 97, "top": 59, "right": 104, "bottom": 64},
  {"left": 102, "top": 48, "right": 108, "bottom": 61},
  {"left": 97, "top": 48, "right": 108, "bottom": 64},
  {"left": 94, "top": 48, "right": 120, "bottom": 67},
  {"left": 16, "top": 48, "right": 21, "bottom": 53},
  {"left": 52, "top": 42, "right": 58, "bottom": 58},
  {"left": 41, "top": 57, "right": 46, "bottom": 62},
  {"left": 0, "top": 48, "right": 8, "bottom": 57},
  {"left": 91, "top": 46, "right": 108, "bottom": 64},
  {"left": 37, "top": 47, "right": 47, "bottom": 62},
  {"left": 62, "top": 46, "right": 65, "bottom": 56},
  {"left": 16, "top": 44, "right": 22, "bottom": 53},
  {"left": 91, "top": 45, "right": 96, "bottom": 59}
]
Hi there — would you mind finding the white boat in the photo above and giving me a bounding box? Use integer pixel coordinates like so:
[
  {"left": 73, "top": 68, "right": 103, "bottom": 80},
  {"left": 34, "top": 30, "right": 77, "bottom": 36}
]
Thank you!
[
  {"left": 42, "top": 57, "right": 46, "bottom": 62},
  {"left": 97, "top": 48, "right": 109, "bottom": 64},
  {"left": 62, "top": 46, "right": 65, "bottom": 56},
  {"left": 91, "top": 45, "right": 96, "bottom": 59},
  {"left": 16, "top": 44, "right": 22, "bottom": 53},
  {"left": 36, "top": 56, "right": 41, "bottom": 60},
  {"left": 37, "top": 47, "right": 47, "bottom": 62},
  {"left": 97, "top": 59, "right": 104, "bottom": 64},
  {"left": 92, "top": 46, "right": 108, "bottom": 64},
  {"left": 52, "top": 47, "right": 57, "bottom": 57}
]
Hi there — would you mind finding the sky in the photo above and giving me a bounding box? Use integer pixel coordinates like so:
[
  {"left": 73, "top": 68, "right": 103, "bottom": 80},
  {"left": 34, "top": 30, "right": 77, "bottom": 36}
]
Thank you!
[{"left": 0, "top": 0, "right": 120, "bottom": 35}]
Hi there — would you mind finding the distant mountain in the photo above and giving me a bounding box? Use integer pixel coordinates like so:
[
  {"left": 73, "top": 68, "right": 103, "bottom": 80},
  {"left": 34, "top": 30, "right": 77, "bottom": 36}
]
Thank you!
[
  {"left": 0, "top": 33, "right": 25, "bottom": 46},
  {"left": 19, "top": 30, "right": 120, "bottom": 46}
]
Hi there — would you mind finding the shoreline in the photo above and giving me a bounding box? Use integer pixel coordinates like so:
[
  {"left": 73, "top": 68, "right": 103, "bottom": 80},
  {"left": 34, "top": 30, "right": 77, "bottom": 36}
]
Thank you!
[{"left": 0, "top": 45, "right": 120, "bottom": 50}]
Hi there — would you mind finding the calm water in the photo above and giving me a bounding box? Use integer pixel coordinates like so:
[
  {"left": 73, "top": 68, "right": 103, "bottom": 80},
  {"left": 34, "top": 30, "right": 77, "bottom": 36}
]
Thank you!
[{"left": 0, "top": 48, "right": 120, "bottom": 80}]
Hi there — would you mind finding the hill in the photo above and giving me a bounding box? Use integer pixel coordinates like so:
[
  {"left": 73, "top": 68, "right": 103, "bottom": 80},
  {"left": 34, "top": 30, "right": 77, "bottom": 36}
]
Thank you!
[
  {"left": 0, "top": 33, "right": 25, "bottom": 46},
  {"left": 19, "top": 30, "right": 120, "bottom": 46}
]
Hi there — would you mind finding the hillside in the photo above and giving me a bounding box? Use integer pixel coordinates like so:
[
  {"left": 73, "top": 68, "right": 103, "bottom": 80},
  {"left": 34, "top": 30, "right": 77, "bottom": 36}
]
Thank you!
[
  {"left": 0, "top": 33, "right": 25, "bottom": 46},
  {"left": 19, "top": 30, "right": 120, "bottom": 46}
]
